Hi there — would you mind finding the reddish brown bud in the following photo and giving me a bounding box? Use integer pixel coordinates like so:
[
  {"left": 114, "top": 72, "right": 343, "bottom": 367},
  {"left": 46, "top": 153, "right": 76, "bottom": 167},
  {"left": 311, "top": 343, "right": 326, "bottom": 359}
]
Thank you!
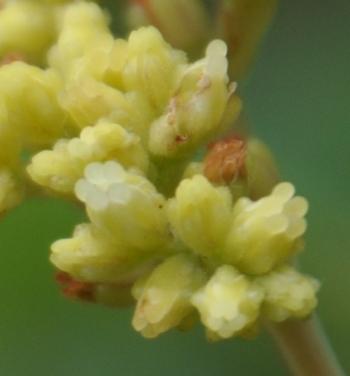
[
  {"left": 55, "top": 271, "right": 94, "bottom": 302},
  {"left": 204, "top": 135, "right": 246, "bottom": 184}
]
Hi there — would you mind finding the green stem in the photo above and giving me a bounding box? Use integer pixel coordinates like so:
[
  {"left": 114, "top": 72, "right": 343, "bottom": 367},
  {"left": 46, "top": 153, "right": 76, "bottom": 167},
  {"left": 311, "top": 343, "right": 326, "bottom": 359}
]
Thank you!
[{"left": 267, "top": 316, "right": 345, "bottom": 376}]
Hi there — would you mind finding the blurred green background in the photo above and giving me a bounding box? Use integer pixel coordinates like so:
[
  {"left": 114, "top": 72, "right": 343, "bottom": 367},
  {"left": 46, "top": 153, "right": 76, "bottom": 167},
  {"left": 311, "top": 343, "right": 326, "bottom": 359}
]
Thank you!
[{"left": 1, "top": 0, "right": 349, "bottom": 375}]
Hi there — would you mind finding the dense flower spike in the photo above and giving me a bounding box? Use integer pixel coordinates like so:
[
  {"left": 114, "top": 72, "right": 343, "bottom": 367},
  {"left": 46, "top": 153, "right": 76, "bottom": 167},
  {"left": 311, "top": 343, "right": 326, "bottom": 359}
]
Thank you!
[{"left": 0, "top": 0, "right": 319, "bottom": 342}]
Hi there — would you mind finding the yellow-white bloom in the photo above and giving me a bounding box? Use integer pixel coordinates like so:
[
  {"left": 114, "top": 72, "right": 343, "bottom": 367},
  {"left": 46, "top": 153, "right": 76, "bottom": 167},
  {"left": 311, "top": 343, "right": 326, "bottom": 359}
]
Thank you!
[
  {"left": 51, "top": 223, "right": 157, "bottom": 284},
  {"left": 256, "top": 266, "right": 320, "bottom": 322},
  {"left": 75, "top": 161, "right": 171, "bottom": 252},
  {"left": 0, "top": 62, "right": 71, "bottom": 147},
  {"left": 167, "top": 174, "right": 232, "bottom": 258},
  {"left": 192, "top": 265, "right": 264, "bottom": 339},
  {"left": 48, "top": 2, "right": 111, "bottom": 77},
  {"left": 59, "top": 78, "right": 153, "bottom": 141},
  {"left": 224, "top": 182, "right": 308, "bottom": 275},
  {"left": 27, "top": 120, "right": 149, "bottom": 194},
  {"left": 149, "top": 40, "right": 241, "bottom": 157},
  {"left": 121, "top": 27, "right": 187, "bottom": 114},
  {"left": 132, "top": 254, "right": 207, "bottom": 338}
]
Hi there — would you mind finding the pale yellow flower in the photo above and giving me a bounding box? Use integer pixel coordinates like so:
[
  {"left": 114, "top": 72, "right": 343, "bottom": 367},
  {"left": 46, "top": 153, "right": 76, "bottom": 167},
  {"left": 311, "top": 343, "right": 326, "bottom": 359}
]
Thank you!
[
  {"left": 51, "top": 222, "right": 158, "bottom": 284},
  {"left": 224, "top": 182, "right": 308, "bottom": 275},
  {"left": 121, "top": 27, "right": 187, "bottom": 114},
  {"left": 192, "top": 265, "right": 264, "bottom": 339},
  {"left": 48, "top": 2, "right": 111, "bottom": 76},
  {"left": 256, "top": 266, "right": 320, "bottom": 322},
  {"left": 149, "top": 40, "right": 241, "bottom": 157},
  {"left": 75, "top": 161, "right": 171, "bottom": 252},
  {"left": 0, "top": 62, "right": 71, "bottom": 147},
  {"left": 167, "top": 174, "right": 232, "bottom": 258},
  {"left": 132, "top": 254, "right": 207, "bottom": 338}
]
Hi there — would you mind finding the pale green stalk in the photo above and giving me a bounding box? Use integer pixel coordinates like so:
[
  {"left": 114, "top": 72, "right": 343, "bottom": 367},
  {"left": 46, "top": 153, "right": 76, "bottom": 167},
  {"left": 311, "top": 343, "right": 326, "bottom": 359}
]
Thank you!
[{"left": 267, "top": 316, "right": 345, "bottom": 376}]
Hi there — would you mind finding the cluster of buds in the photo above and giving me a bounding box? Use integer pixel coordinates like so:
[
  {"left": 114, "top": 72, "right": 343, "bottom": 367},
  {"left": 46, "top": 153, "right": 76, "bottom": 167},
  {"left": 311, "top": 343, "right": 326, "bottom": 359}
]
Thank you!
[{"left": 0, "top": 0, "right": 319, "bottom": 341}]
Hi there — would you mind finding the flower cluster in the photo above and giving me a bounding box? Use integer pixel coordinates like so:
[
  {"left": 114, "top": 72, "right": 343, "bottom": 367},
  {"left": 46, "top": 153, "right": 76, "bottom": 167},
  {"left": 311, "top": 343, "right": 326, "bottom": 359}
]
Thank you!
[{"left": 0, "top": 0, "right": 319, "bottom": 340}]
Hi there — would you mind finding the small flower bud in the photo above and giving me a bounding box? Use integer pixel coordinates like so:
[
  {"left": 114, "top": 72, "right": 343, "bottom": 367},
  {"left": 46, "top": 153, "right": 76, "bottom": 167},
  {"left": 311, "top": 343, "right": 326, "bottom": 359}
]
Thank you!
[
  {"left": 51, "top": 223, "right": 157, "bottom": 284},
  {"left": 224, "top": 182, "right": 308, "bottom": 275},
  {"left": 52, "top": 224, "right": 132, "bottom": 283},
  {"left": 27, "top": 120, "right": 149, "bottom": 194},
  {"left": 121, "top": 26, "right": 187, "bottom": 113},
  {"left": 132, "top": 254, "right": 207, "bottom": 338},
  {"left": 204, "top": 135, "right": 246, "bottom": 185},
  {"left": 256, "top": 266, "right": 320, "bottom": 322},
  {"left": 203, "top": 136, "right": 278, "bottom": 200},
  {"left": 191, "top": 265, "right": 264, "bottom": 339},
  {"left": 0, "top": 62, "right": 71, "bottom": 147},
  {"left": 60, "top": 78, "right": 153, "bottom": 140},
  {"left": 167, "top": 175, "right": 232, "bottom": 258},
  {"left": 56, "top": 271, "right": 135, "bottom": 307},
  {"left": 55, "top": 271, "right": 95, "bottom": 302},
  {"left": 75, "top": 161, "right": 171, "bottom": 252},
  {"left": 148, "top": 40, "right": 241, "bottom": 157},
  {"left": 48, "top": 2, "right": 111, "bottom": 76}
]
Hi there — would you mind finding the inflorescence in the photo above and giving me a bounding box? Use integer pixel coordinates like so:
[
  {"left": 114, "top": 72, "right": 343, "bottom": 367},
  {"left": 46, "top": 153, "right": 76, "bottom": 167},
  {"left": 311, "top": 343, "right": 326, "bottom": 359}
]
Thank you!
[{"left": 0, "top": 0, "right": 319, "bottom": 340}]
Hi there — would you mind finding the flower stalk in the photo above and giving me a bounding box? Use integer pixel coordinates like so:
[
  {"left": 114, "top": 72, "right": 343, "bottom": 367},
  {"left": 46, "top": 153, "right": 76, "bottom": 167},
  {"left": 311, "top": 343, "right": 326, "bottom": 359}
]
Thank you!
[{"left": 268, "top": 316, "right": 345, "bottom": 376}]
